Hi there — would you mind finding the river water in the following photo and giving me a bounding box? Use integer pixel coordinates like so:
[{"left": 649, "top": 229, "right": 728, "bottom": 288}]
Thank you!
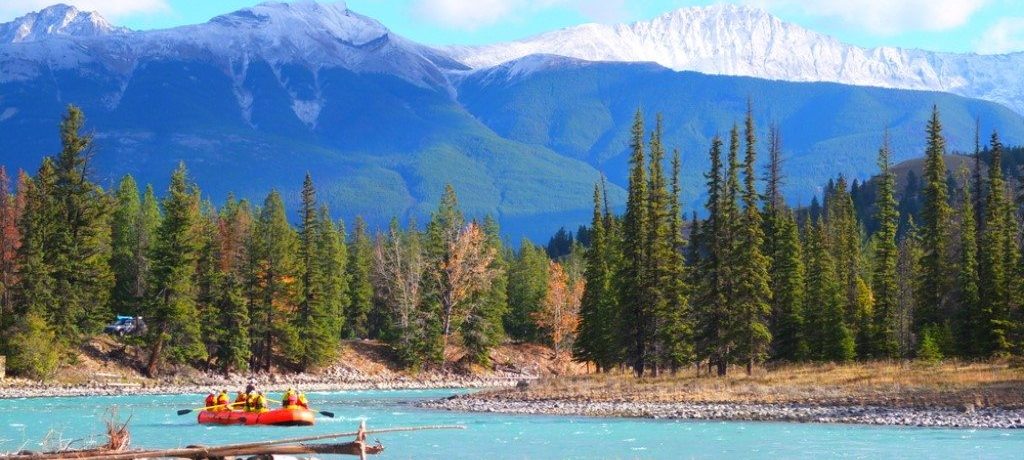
[{"left": 0, "top": 389, "right": 1020, "bottom": 459}]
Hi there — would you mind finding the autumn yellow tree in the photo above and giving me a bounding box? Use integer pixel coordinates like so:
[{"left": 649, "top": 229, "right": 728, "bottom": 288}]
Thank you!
[{"left": 534, "top": 261, "right": 584, "bottom": 356}]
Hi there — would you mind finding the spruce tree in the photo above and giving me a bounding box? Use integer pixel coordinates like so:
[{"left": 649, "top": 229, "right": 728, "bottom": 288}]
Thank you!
[
  {"left": 695, "top": 135, "right": 730, "bottom": 375},
  {"left": 955, "top": 163, "right": 981, "bottom": 357},
  {"left": 346, "top": 216, "right": 374, "bottom": 339},
  {"left": 978, "top": 132, "right": 1013, "bottom": 355},
  {"left": 574, "top": 184, "right": 620, "bottom": 370},
  {"left": 732, "top": 108, "right": 772, "bottom": 374},
  {"left": 660, "top": 149, "right": 694, "bottom": 369},
  {"left": 804, "top": 219, "right": 856, "bottom": 362},
  {"left": 461, "top": 215, "right": 508, "bottom": 365},
  {"left": 506, "top": 240, "right": 549, "bottom": 342},
  {"left": 144, "top": 163, "right": 205, "bottom": 376},
  {"left": 214, "top": 197, "right": 252, "bottom": 373},
  {"left": 110, "top": 175, "right": 142, "bottom": 314},
  {"left": 49, "top": 105, "right": 114, "bottom": 336},
  {"left": 251, "top": 190, "right": 300, "bottom": 371},
  {"left": 620, "top": 109, "right": 650, "bottom": 376},
  {"left": 645, "top": 115, "right": 674, "bottom": 373},
  {"left": 917, "top": 106, "right": 953, "bottom": 331},
  {"left": 871, "top": 135, "right": 901, "bottom": 358},
  {"left": 771, "top": 210, "right": 807, "bottom": 361}
]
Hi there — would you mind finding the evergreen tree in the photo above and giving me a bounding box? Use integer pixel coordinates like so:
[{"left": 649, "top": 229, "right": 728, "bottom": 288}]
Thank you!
[
  {"left": 804, "top": 219, "right": 856, "bottom": 362},
  {"left": 620, "top": 109, "right": 650, "bottom": 376},
  {"left": 144, "top": 163, "right": 205, "bottom": 376},
  {"left": 296, "top": 173, "right": 321, "bottom": 366},
  {"left": 110, "top": 175, "right": 142, "bottom": 314},
  {"left": 732, "top": 107, "right": 772, "bottom": 374},
  {"left": 917, "top": 106, "right": 953, "bottom": 331},
  {"left": 0, "top": 168, "right": 24, "bottom": 335},
  {"left": 695, "top": 135, "right": 731, "bottom": 376},
  {"left": 214, "top": 197, "right": 252, "bottom": 373},
  {"left": 871, "top": 135, "right": 901, "bottom": 358},
  {"left": 506, "top": 240, "right": 549, "bottom": 342},
  {"left": 574, "top": 184, "right": 620, "bottom": 370},
  {"left": 346, "top": 216, "right": 374, "bottom": 339},
  {"left": 978, "top": 132, "right": 1013, "bottom": 355},
  {"left": 659, "top": 149, "right": 694, "bottom": 369},
  {"left": 461, "top": 215, "right": 508, "bottom": 365},
  {"left": 250, "top": 190, "right": 300, "bottom": 371},
  {"left": 645, "top": 114, "right": 674, "bottom": 373},
  {"left": 955, "top": 163, "right": 981, "bottom": 357},
  {"left": 300, "top": 205, "right": 346, "bottom": 369},
  {"left": 49, "top": 105, "right": 114, "bottom": 337},
  {"left": 770, "top": 209, "right": 807, "bottom": 361}
]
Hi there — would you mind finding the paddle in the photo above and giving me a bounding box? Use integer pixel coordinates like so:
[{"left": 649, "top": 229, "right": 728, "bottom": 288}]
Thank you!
[
  {"left": 267, "top": 397, "right": 335, "bottom": 418},
  {"left": 177, "top": 401, "right": 243, "bottom": 416}
]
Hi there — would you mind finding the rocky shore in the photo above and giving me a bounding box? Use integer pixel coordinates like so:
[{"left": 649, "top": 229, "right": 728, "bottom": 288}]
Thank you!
[
  {"left": 421, "top": 395, "right": 1024, "bottom": 429},
  {"left": 0, "top": 371, "right": 533, "bottom": 399}
]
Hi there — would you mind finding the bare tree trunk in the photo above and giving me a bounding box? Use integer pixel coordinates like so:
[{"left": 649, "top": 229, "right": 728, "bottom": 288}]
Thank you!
[{"left": 146, "top": 328, "right": 165, "bottom": 378}]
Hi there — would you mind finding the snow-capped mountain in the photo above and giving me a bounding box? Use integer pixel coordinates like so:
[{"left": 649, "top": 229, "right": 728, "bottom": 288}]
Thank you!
[
  {"left": 445, "top": 4, "right": 1024, "bottom": 114},
  {"left": 0, "top": 3, "right": 125, "bottom": 43}
]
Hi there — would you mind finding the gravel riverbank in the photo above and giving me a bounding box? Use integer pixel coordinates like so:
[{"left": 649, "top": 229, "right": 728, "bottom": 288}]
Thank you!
[
  {"left": 0, "top": 373, "right": 532, "bottom": 399},
  {"left": 420, "top": 395, "right": 1024, "bottom": 429}
]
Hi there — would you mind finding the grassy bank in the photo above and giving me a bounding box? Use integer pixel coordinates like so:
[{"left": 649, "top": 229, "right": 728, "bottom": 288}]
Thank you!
[{"left": 473, "top": 361, "right": 1024, "bottom": 409}]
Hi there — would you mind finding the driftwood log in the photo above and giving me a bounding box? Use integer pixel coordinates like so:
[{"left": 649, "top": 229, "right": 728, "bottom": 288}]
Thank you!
[{"left": 1, "top": 423, "right": 463, "bottom": 460}]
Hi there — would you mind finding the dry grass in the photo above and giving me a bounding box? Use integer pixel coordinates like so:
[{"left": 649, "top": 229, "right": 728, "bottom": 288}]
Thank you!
[{"left": 478, "top": 360, "right": 1024, "bottom": 409}]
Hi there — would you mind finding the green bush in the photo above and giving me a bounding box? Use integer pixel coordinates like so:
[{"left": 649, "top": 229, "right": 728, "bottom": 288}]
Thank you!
[
  {"left": 7, "top": 313, "right": 62, "bottom": 380},
  {"left": 916, "top": 326, "right": 944, "bottom": 364}
]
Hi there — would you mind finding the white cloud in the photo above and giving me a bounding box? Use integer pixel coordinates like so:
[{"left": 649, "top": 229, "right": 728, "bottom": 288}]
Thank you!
[
  {"left": 976, "top": 16, "right": 1024, "bottom": 54},
  {"left": 751, "top": 0, "right": 990, "bottom": 35},
  {"left": 411, "top": 0, "right": 626, "bottom": 30},
  {"left": 0, "top": 0, "right": 170, "bottom": 22}
]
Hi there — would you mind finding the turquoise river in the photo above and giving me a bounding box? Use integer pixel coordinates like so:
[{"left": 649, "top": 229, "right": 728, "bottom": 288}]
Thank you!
[{"left": 1, "top": 390, "right": 1021, "bottom": 459}]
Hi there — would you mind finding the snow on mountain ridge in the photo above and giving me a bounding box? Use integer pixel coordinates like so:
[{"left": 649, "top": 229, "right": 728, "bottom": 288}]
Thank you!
[
  {"left": 445, "top": 4, "right": 1024, "bottom": 113},
  {"left": 0, "top": 4, "right": 126, "bottom": 43}
]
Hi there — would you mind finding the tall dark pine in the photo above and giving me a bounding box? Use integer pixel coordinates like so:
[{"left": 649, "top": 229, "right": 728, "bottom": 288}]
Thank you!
[
  {"left": 145, "top": 164, "right": 205, "bottom": 376},
  {"left": 871, "top": 134, "right": 901, "bottom": 358},
  {"left": 978, "top": 133, "right": 1013, "bottom": 355},
  {"left": 732, "top": 108, "right": 772, "bottom": 374},
  {"left": 50, "top": 105, "right": 114, "bottom": 337},
  {"left": 695, "top": 135, "right": 730, "bottom": 376},
  {"left": 620, "top": 109, "right": 649, "bottom": 376},
  {"left": 955, "top": 163, "right": 980, "bottom": 357},
  {"left": 346, "top": 216, "right": 374, "bottom": 339},
  {"left": 660, "top": 149, "right": 694, "bottom": 369},
  {"left": 917, "top": 106, "right": 953, "bottom": 332},
  {"left": 645, "top": 115, "right": 673, "bottom": 373}
]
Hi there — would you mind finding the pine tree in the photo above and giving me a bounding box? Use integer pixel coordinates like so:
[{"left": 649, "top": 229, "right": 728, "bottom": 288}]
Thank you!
[
  {"left": 301, "top": 205, "right": 346, "bottom": 369},
  {"left": 214, "top": 197, "right": 252, "bottom": 373},
  {"left": 660, "top": 149, "right": 694, "bottom": 369},
  {"left": 645, "top": 114, "right": 674, "bottom": 374},
  {"left": 955, "top": 163, "right": 981, "bottom": 357},
  {"left": 14, "top": 159, "right": 58, "bottom": 321},
  {"left": 732, "top": 107, "right": 772, "bottom": 374},
  {"left": 620, "top": 109, "right": 650, "bottom": 376},
  {"left": 49, "top": 105, "right": 114, "bottom": 337},
  {"left": 110, "top": 175, "right": 142, "bottom": 314},
  {"left": 574, "top": 184, "right": 620, "bottom": 370},
  {"left": 804, "top": 219, "right": 856, "bottom": 362},
  {"left": 978, "top": 132, "right": 1013, "bottom": 356},
  {"left": 770, "top": 209, "right": 807, "bottom": 361},
  {"left": 250, "top": 190, "right": 300, "bottom": 371},
  {"left": 871, "top": 135, "right": 901, "bottom": 359},
  {"left": 346, "top": 216, "right": 374, "bottom": 339},
  {"left": 145, "top": 163, "right": 205, "bottom": 376},
  {"left": 296, "top": 173, "right": 320, "bottom": 366},
  {"left": 506, "top": 240, "right": 549, "bottom": 342},
  {"left": 825, "top": 175, "right": 867, "bottom": 354},
  {"left": 461, "top": 215, "right": 508, "bottom": 365},
  {"left": 917, "top": 106, "right": 953, "bottom": 331},
  {"left": 695, "top": 135, "right": 730, "bottom": 376}
]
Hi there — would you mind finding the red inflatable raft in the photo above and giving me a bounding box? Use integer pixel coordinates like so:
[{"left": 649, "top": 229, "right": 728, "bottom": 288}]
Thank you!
[{"left": 198, "top": 408, "right": 316, "bottom": 426}]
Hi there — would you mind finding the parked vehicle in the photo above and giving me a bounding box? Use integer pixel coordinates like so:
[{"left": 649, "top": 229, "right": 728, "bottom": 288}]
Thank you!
[{"left": 103, "top": 316, "right": 147, "bottom": 337}]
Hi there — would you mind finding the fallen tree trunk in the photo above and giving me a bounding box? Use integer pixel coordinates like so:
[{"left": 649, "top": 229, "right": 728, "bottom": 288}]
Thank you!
[{"left": 2, "top": 425, "right": 462, "bottom": 460}]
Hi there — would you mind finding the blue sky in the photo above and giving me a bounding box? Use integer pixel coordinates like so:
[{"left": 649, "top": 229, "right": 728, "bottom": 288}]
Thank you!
[{"left": 3, "top": 0, "right": 1024, "bottom": 54}]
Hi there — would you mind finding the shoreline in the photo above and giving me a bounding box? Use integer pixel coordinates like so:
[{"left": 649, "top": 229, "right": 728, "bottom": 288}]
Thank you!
[
  {"left": 0, "top": 375, "right": 531, "bottom": 399},
  {"left": 420, "top": 395, "right": 1024, "bottom": 429}
]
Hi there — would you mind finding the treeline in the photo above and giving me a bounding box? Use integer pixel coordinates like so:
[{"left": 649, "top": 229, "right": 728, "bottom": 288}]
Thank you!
[
  {"left": 0, "top": 106, "right": 584, "bottom": 378},
  {"left": 573, "top": 105, "right": 1024, "bottom": 376}
]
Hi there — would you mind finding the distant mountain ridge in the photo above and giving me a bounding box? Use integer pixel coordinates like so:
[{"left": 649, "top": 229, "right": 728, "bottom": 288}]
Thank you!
[
  {"left": 0, "top": 3, "right": 125, "bottom": 43},
  {"left": 1, "top": 2, "right": 1023, "bottom": 240},
  {"left": 445, "top": 4, "right": 1024, "bottom": 114}
]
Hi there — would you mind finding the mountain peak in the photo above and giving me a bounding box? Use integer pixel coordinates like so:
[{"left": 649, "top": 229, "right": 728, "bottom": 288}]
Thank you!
[
  {"left": 207, "top": 0, "right": 388, "bottom": 47},
  {"left": 0, "top": 3, "right": 125, "bottom": 44}
]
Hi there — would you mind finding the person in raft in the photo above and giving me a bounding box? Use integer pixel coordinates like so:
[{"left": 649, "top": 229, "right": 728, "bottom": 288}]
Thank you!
[
  {"left": 247, "top": 391, "right": 269, "bottom": 413},
  {"left": 282, "top": 388, "right": 311, "bottom": 409},
  {"left": 204, "top": 391, "right": 217, "bottom": 409},
  {"left": 216, "top": 389, "right": 231, "bottom": 411},
  {"left": 234, "top": 389, "right": 249, "bottom": 410}
]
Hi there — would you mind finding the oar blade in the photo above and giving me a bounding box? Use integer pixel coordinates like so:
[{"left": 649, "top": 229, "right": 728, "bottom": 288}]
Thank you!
[
  {"left": 319, "top": 411, "right": 335, "bottom": 418},
  {"left": 177, "top": 409, "right": 192, "bottom": 416}
]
